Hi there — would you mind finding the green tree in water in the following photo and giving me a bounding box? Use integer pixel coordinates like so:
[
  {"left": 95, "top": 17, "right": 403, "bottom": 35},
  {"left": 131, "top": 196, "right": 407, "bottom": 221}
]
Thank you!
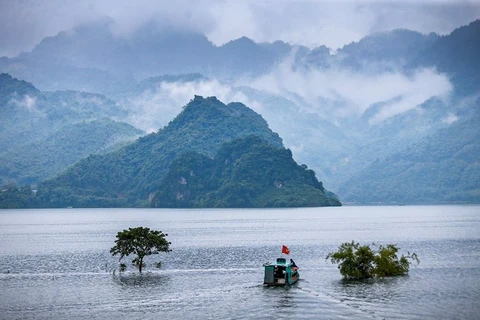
[
  {"left": 326, "top": 241, "right": 419, "bottom": 279},
  {"left": 110, "top": 227, "right": 171, "bottom": 273}
]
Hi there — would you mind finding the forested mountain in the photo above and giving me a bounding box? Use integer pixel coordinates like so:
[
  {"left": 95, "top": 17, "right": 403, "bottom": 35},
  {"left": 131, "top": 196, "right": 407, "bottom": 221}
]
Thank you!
[
  {"left": 333, "top": 20, "right": 480, "bottom": 203},
  {"left": 0, "top": 73, "right": 143, "bottom": 186},
  {"left": 291, "top": 21, "right": 480, "bottom": 201},
  {"left": 1, "top": 18, "right": 479, "bottom": 206},
  {"left": 36, "top": 96, "right": 285, "bottom": 207},
  {"left": 339, "top": 98, "right": 480, "bottom": 204},
  {"left": 1, "top": 120, "right": 142, "bottom": 186},
  {"left": 153, "top": 135, "right": 340, "bottom": 208}
]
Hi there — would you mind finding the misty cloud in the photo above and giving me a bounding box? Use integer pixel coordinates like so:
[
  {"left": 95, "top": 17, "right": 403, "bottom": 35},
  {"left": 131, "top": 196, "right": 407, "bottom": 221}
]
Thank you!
[
  {"left": 1, "top": 0, "right": 479, "bottom": 57},
  {"left": 11, "top": 95, "right": 37, "bottom": 111},
  {"left": 367, "top": 69, "right": 452, "bottom": 123},
  {"left": 0, "top": 0, "right": 215, "bottom": 57},
  {"left": 123, "top": 57, "right": 453, "bottom": 133},
  {"left": 442, "top": 112, "right": 459, "bottom": 124},
  {"left": 244, "top": 57, "right": 453, "bottom": 123},
  {"left": 124, "top": 79, "right": 261, "bottom": 133}
]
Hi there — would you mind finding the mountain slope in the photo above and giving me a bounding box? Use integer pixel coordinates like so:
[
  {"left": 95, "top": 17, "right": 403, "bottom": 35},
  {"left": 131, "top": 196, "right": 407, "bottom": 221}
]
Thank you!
[
  {"left": 408, "top": 19, "right": 480, "bottom": 96},
  {"left": 37, "top": 96, "right": 284, "bottom": 207},
  {"left": 153, "top": 135, "right": 341, "bottom": 207},
  {"left": 338, "top": 101, "right": 480, "bottom": 204},
  {"left": 334, "top": 20, "right": 480, "bottom": 203},
  {"left": 0, "top": 73, "right": 143, "bottom": 186},
  {"left": 0, "top": 119, "right": 142, "bottom": 185}
]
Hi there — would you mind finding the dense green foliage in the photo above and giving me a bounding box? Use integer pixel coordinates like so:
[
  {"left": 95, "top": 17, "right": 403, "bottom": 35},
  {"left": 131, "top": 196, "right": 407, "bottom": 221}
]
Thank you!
[
  {"left": 0, "top": 72, "right": 39, "bottom": 100},
  {"left": 0, "top": 185, "right": 38, "bottom": 209},
  {"left": 326, "top": 241, "right": 419, "bottom": 279},
  {"left": 152, "top": 135, "right": 341, "bottom": 207},
  {"left": 36, "top": 96, "right": 284, "bottom": 207},
  {"left": 110, "top": 227, "right": 171, "bottom": 273}
]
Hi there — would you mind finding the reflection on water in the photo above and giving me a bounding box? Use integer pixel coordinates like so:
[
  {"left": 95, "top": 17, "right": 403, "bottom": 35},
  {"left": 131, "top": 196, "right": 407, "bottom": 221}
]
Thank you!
[
  {"left": 0, "top": 206, "right": 479, "bottom": 319},
  {"left": 336, "top": 276, "right": 408, "bottom": 302},
  {"left": 273, "top": 291, "right": 293, "bottom": 309},
  {"left": 112, "top": 272, "right": 171, "bottom": 287}
]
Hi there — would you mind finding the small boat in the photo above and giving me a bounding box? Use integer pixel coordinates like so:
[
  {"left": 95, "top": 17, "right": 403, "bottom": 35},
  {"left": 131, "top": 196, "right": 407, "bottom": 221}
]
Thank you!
[{"left": 263, "top": 257, "right": 299, "bottom": 286}]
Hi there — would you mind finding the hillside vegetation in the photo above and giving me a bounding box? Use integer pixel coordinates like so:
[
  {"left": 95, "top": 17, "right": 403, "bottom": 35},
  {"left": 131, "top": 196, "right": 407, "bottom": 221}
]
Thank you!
[
  {"left": 153, "top": 136, "right": 340, "bottom": 207},
  {"left": 36, "top": 96, "right": 285, "bottom": 207}
]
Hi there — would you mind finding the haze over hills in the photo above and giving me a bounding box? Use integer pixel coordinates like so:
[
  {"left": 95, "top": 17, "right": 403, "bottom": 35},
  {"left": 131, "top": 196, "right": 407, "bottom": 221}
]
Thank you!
[
  {"left": 0, "top": 73, "right": 143, "bottom": 186},
  {"left": 407, "top": 19, "right": 480, "bottom": 96},
  {"left": 1, "top": 18, "right": 479, "bottom": 205},
  {"left": 339, "top": 100, "right": 480, "bottom": 204},
  {"left": 0, "top": 20, "right": 293, "bottom": 95}
]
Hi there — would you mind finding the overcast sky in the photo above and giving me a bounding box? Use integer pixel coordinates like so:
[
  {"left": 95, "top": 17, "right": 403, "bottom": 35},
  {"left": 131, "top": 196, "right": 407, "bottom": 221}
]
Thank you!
[{"left": 1, "top": 0, "right": 479, "bottom": 57}]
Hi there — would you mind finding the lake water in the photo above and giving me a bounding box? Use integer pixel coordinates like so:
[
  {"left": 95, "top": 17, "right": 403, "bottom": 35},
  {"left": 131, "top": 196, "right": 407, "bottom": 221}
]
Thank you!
[{"left": 0, "top": 206, "right": 479, "bottom": 319}]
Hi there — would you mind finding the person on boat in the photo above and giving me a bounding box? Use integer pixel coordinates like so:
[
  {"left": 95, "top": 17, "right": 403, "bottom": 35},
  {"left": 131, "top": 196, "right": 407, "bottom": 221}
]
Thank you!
[{"left": 290, "top": 259, "right": 298, "bottom": 269}]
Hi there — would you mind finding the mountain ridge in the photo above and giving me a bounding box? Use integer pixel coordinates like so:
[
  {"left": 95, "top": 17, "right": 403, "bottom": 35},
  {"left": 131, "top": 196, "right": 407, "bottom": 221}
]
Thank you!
[{"left": 35, "top": 96, "right": 288, "bottom": 207}]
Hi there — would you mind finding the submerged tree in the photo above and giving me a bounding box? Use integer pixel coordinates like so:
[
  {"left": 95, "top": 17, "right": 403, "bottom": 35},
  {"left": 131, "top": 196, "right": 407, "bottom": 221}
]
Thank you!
[
  {"left": 110, "top": 227, "right": 171, "bottom": 273},
  {"left": 326, "top": 241, "right": 419, "bottom": 280}
]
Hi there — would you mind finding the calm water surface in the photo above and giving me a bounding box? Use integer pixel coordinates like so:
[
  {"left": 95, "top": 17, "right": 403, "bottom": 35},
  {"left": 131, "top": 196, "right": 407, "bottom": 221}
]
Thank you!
[{"left": 0, "top": 206, "right": 479, "bottom": 319}]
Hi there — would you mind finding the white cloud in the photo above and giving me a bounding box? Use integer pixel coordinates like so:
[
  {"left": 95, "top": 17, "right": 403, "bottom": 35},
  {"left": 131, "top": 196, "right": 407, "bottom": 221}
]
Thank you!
[
  {"left": 368, "top": 69, "right": 453, "bottom": 123},
  {"left": 244, "top": 57, "right": 453, "bottom": 122},
  {"left": 124, "top": 53, "right": 453, "bottom": 131}
]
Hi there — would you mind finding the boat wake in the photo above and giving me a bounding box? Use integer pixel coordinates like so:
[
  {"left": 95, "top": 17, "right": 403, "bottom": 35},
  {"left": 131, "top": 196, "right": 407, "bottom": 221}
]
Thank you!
[{"left": 294, "top": 280, "right": 382, "bottom": 320}]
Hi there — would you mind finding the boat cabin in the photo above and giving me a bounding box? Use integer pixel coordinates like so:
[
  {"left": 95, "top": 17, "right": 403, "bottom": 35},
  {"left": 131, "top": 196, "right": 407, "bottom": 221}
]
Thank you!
[{"left": 263, "top": 257, "right": 299, "bottom": 286}]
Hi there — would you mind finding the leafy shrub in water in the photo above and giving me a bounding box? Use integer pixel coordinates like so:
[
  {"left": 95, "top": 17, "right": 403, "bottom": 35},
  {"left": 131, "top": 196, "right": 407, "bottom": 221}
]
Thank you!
[
  {"left": 326, "top": 241, "right": 419, "bottom": 279},
  {"left": 110, "top": 227, "right": 171, "bottom": 273}
]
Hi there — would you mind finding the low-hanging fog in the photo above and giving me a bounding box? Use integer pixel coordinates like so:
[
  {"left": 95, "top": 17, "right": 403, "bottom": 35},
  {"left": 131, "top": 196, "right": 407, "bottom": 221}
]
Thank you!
[{"left": 124, "top": 59, "right": 453, "bottom": 133}]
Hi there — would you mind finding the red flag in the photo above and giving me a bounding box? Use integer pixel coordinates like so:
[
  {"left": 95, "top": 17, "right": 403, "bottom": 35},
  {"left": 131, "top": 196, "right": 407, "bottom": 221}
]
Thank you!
[{"left": 282, "top": 245, "right": 290, "bottom": 255}]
